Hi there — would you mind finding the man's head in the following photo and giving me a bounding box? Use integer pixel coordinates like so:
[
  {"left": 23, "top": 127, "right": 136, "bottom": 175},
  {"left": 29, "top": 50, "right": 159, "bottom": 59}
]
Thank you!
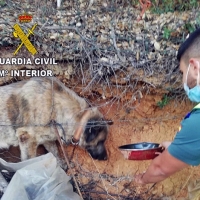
[{"left": 177, "top": 28, "right": 200, "bottom": 89}]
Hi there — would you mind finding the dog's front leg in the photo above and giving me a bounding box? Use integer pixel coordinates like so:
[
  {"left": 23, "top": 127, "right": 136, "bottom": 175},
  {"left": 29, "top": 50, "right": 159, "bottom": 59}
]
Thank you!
[
  {"left": 16, "top": 129, "right": 38, "bottom": 161},
  {"left": 43, "top": 141, "right": 67, "bottom": 170}
]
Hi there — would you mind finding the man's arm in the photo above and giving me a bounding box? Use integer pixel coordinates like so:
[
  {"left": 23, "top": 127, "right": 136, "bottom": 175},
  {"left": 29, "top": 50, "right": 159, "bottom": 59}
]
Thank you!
[{"left": 134, "top": 149, "right": 189, "bottom": 184}]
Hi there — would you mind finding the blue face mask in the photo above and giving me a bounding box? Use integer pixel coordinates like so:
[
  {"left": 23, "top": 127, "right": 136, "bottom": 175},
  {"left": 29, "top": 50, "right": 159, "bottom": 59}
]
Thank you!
[{"left": 184, "top": 63, "right": 200, "bottom": 102}]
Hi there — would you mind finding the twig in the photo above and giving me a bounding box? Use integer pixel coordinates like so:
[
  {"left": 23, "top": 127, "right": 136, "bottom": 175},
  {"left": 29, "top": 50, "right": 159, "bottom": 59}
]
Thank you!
[
  {"left": 43, "top": 25, "right": 94, "bottom": 44},
  {"left": 175, "top": 167, "right": 194, "bottom": 198},
  {"left": 89, "top": 154, "right": 117, "bottom": 200},
  {"left": 38, "top": 19, "right": 49, "bottom": 32},
  {"left": 52, "top": 120, "right": 84, "bottom": 200},
  {"left": 81, "top": 189, "right": 135, "bottom": 199},
  {"left": 81, "top": 41, "right": 93, "bottom": 76},
  {"left": 80, "top": 63, "right": 86, "bottom": 86},
  {"left": 110, "top": 26, "right": 126, "bottom": 63}
]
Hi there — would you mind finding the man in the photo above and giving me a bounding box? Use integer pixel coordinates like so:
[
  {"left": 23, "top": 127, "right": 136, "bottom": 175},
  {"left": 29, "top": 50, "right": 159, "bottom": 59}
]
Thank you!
[{"left": 134, "top": 28, "right": 200, "bottom": 184}]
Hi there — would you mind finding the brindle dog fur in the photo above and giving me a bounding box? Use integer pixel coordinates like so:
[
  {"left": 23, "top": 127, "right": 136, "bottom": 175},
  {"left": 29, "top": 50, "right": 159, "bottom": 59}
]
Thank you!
[{"left": 0, "top": 77, "right": 108, "bottom": 168}]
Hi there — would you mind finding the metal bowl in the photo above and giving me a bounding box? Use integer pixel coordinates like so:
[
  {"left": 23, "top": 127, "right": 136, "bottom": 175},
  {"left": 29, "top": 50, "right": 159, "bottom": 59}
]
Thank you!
[{"left": 118, "top": 142, "right": 163, "bottom": 160}]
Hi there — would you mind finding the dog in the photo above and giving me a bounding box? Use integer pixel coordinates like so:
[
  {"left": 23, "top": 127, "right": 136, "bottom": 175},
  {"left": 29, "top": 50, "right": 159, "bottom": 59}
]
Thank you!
[{"left": 0, "top": 77, "right": 108, "bottom": 168}]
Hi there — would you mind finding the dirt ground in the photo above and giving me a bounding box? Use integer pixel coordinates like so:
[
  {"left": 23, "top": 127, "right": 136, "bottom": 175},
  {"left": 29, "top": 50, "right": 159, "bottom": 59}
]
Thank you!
[
  {"left": 0, "top": 83, "right": 199, "bottom": 199},
  {"left": 63, "top": 94, "right": 200, "bottom": 199}
]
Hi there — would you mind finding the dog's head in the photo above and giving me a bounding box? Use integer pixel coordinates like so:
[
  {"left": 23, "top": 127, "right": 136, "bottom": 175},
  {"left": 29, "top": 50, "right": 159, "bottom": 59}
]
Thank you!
[{"left": 83, "top": 116, "right": 108, "bottom": 160}]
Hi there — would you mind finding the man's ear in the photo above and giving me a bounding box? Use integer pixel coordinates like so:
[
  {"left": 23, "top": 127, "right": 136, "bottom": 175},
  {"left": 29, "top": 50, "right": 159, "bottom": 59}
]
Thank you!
[
  {"left": 194, "top": 60, "right": 200, "bottom": 77},
  {"left": 189, "top": 58, "right": 200, "bottom": 76},
  {"left": 189, "top": 58, "right": 195, "bottom": 68}
]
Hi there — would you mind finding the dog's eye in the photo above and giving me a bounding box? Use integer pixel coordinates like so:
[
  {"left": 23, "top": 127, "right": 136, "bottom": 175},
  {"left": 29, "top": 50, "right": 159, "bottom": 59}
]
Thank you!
[{"left": 97, "top": 141, "right": 104, "bottom": 146}]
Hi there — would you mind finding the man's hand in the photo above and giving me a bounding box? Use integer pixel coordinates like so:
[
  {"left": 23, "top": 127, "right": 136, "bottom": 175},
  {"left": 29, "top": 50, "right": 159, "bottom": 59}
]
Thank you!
[
  {"left": 134, "top": 172, "right": 146, "bottom": 185},
  {"left": 155, "top": 141, "right": 172, "bottom": 156},
  {"left": 134, "top": 150, "right": 188, "bottom": 185},
  {"left": 160, "top": 141, "right": 172, "bottom": 149}
]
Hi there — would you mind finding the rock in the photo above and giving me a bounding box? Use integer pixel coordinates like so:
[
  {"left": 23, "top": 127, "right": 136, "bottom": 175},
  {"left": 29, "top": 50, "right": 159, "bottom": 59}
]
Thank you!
[
  {"left": 50, "top": 33, "right": 60, "bottom": 40},
  {"left": 100, "top": 57, "right": 109, "bottom": 63},
  {"left": 154, "top": 41, "right": 161, "bottom": 51},
  {"left": 69, "top": 32, "right": 74, "bottom": 38},
  {"left": 76, "top": 22, "right": 82, "bottom": 27}
]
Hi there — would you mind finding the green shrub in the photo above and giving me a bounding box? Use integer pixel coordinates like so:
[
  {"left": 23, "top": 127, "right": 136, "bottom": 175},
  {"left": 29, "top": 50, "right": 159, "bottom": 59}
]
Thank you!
[
  {"left": 157, "top": 94, "right": 171, "bottom": 108},
  {"left": 163, "top": 27, "right": 172, "bottom": 40},
  {"left": 150, "top": 0, "right": 199, "bottom": 14}
]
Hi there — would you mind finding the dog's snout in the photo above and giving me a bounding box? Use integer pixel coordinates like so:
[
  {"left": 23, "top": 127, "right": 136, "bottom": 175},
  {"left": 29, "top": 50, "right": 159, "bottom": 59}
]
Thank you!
[
  {"left": 96, "top": 150, "right": 107, "bottom": 161},
  {"left": 86, "top": 145, "right": 108, "bottom": 161}
]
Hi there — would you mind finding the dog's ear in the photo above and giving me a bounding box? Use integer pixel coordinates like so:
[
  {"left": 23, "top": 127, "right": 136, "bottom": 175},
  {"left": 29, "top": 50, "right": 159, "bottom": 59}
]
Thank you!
[
  {"left": 85, "top": 122, "right": 102, "bottom": 143},
  {"left": 84, "top": 117, "right": 108, "bottom": 143}
]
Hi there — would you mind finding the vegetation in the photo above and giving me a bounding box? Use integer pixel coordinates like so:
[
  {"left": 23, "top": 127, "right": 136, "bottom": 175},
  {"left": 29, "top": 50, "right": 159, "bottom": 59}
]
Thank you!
[
  {"left": 184, "top": 23, "right": 196, "bottom": 33},
  {"left": 163, "top": 27, "right": 172, "bottom": 40},
  {"left": 131, "top": 0, "right": 199, "bottom": 13},
  {"left": 150, "top": 0, "right": 199, "bottom": 14},
  {"left": 157, "top": 94, "right": 171, "bottom": 108}
]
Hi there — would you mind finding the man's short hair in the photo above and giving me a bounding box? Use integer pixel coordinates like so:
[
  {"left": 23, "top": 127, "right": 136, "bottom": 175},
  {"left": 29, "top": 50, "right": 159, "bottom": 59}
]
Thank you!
[{"left": 177, "top": 28, "right": 200, "bottom": 64}]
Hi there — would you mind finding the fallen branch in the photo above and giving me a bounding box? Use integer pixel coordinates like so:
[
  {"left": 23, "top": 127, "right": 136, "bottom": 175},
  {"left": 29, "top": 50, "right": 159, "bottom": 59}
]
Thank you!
[
  {"left": 52, "top": 120, "right": 84, "bottom": 200},
  {"left": 110, "top": 25, "right": 126, "bottom": 64}
]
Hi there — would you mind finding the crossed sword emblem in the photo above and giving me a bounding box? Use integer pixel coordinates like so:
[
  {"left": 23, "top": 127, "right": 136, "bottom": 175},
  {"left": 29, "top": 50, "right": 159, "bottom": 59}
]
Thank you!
[{"left": 13, "top": 23, "right": 37, "bottom": 55}]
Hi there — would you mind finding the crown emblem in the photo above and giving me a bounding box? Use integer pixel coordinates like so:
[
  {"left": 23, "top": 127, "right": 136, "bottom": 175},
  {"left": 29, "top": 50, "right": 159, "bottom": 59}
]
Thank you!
[{"left": 18, "top": 13, "right": 33, "bottom": 23}]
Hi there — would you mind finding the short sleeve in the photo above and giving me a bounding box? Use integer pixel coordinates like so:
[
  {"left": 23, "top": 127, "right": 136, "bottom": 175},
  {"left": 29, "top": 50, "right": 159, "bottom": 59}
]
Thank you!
[{"left": 168, "top": 110, "right": 200, "bottom": 166}]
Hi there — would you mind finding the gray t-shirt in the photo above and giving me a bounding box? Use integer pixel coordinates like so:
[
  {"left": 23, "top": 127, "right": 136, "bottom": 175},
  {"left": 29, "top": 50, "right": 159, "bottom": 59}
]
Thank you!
[{"left": 168, "top": 109, "right": 200, "bottom": 166}]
